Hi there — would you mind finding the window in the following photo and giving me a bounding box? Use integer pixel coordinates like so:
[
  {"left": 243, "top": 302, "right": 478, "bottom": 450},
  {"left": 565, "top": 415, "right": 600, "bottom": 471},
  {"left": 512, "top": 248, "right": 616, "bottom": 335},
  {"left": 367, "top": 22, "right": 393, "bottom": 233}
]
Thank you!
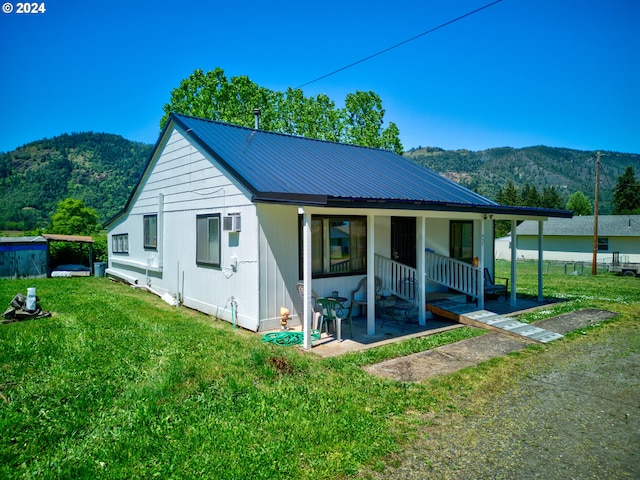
[
  {"left": 112, "top": 234, "right": 129, "bottom": 254},
  {"left": 143, "top": 214, "right": 157, "bottom": 249},
  {"left": 450, "top": 221, "right": 473, "bottom": 264},
  {"left": 597, "top": 237, "right": 609, "bottom": 251},
  {"left": 301, "top": 215, "right": 367, "bottom": 277},
  {"left": 196, "top": 214, "right": 221, "bottom": 267}
]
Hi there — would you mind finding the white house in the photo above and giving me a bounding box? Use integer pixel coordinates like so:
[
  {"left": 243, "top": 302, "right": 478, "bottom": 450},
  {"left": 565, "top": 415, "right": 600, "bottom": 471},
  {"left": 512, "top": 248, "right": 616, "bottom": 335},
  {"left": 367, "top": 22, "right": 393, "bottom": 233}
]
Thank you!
[
  {"left": 496, "top": 215, "right": 640, "bottom": 263},
  {"left": 106, "top": 113, "right": 571, "bottom": 347}
]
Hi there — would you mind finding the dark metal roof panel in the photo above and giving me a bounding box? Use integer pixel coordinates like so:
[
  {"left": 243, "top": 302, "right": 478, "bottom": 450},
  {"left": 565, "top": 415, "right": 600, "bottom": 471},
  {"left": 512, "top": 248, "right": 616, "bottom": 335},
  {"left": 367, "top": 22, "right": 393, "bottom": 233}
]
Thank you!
[{"left": 172, "top": 114, "right": 497, "bottom": 207}]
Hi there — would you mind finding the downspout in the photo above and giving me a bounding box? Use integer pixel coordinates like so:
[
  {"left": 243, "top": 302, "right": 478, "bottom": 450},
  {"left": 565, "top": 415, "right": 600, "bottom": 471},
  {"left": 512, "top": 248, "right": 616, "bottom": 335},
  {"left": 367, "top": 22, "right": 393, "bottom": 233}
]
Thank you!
[{"left": 158, "top": 193, "right": 164, "bottom": 268}]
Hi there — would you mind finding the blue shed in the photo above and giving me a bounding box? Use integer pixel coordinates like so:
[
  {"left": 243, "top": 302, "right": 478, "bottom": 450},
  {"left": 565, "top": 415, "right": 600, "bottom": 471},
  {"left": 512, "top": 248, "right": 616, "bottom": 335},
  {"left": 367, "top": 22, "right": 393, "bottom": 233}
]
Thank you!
[{"left": 0, "top": 236, "right": 49, "bottom": 279}]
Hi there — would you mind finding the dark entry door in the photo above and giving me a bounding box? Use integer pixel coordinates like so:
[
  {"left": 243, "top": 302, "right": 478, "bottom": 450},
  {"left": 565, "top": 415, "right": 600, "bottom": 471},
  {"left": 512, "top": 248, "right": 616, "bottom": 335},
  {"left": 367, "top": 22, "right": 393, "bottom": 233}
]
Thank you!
[{"left": 391, "top": 217, "right": 416, "bottom": 268}]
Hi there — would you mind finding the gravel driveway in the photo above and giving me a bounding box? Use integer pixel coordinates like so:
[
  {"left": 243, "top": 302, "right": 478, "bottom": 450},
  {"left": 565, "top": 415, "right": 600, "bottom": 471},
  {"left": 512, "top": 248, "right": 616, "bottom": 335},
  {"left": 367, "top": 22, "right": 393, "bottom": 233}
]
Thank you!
[{"left": 362, "top": 312, "right": 640, "bottom": 479}]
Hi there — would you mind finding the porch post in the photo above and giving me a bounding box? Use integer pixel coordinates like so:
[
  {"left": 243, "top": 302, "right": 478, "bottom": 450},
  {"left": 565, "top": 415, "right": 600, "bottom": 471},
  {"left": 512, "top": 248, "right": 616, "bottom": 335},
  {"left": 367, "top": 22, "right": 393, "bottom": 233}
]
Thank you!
[
  {"left": 538, "top": 220, "right": 544, "bottom": 302},
  {"left": 478, "top": 218, "right": 485, "bottom": 310},
  {"left": 417, "top": 216, "right": 426, "bottom": 326},
  {"left": 510, "top": 219, "right": 517, "bottom": 307},
  {"left": 302, "top": 211, "right": 312, "bottom": 349},
  {"left": 367, "top": 214, "right": 376, "bottom": 336}
]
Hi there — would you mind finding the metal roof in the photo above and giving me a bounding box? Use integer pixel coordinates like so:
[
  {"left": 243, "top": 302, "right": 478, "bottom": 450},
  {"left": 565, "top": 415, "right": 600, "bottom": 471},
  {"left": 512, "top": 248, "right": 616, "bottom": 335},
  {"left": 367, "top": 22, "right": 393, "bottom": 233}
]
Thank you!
[
  {"left": 110, "top": 113, "right": 572, "bottom": 223},
  {"left": 517, "top": 215, "right": 640, "bottom": 236},
  {"left": 173, "top": 114, "right": 503, "bottom": 210}
]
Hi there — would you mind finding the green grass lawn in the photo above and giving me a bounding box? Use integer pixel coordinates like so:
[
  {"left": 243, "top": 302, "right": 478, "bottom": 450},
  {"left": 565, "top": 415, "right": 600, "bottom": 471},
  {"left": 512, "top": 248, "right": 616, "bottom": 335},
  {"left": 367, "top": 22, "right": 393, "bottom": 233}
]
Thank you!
[{"left": 0, "top": 266, "right": 638, "bottom": 479}]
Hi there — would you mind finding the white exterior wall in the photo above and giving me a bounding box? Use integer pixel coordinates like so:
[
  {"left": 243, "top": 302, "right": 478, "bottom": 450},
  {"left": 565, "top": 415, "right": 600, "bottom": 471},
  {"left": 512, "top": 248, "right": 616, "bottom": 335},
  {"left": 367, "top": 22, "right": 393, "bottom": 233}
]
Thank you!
[
  {"left": 496, "top": 235, "right": 640, "bottom": 263},
  {"left": 108, "top": 128, "right": 260, "bottom": 331}
]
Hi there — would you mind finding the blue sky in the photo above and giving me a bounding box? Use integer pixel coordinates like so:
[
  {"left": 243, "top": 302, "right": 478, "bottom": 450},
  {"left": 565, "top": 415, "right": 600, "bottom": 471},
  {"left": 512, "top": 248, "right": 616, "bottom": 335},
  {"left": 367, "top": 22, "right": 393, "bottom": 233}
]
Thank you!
[{"left": 1, "top": 0, "right": 638, "bottom": 154}]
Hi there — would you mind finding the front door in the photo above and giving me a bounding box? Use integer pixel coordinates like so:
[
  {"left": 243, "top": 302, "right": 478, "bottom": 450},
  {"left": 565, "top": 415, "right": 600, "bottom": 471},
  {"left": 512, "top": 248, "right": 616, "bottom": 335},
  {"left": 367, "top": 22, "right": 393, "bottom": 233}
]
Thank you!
[
  {"left": 450, "top": 220, "right": 473, "bottom": 264},
  {"left": 391, "top": 217, "right": 416, "bottom": 268}
]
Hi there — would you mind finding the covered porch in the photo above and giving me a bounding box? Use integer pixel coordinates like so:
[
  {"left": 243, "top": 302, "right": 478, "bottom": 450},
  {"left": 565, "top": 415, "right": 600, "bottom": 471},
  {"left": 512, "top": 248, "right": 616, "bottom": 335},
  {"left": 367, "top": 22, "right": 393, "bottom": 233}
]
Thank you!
[
  {"left": 297, "top": 208, "right": 554, "bottom": 350},
  {"left": 302, "top": 293, "right": 557, "bottom": 357}
]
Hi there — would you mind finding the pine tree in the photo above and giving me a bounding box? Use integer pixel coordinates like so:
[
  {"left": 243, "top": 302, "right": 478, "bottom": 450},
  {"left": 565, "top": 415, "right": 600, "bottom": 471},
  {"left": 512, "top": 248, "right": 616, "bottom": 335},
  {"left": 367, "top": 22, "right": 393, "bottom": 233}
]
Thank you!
[
  {"left": 613, "top": 166, "right": 640, "bottom": 214},
  {"left": 541, "top": 186, "right": 564, "bottom": 209},
  {"left": 520, "top": 183, "right": 541, "bottom": 207},
  {"left": 497, "top": 181, "right": 520, "bottom": 206}
]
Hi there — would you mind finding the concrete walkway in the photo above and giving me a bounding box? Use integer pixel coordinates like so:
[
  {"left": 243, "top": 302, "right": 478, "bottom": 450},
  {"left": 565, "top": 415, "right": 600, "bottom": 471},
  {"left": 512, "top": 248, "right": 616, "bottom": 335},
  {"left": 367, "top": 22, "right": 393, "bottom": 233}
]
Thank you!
[{"left": 364, "top": 309, "right": 618, "bottom": 382}]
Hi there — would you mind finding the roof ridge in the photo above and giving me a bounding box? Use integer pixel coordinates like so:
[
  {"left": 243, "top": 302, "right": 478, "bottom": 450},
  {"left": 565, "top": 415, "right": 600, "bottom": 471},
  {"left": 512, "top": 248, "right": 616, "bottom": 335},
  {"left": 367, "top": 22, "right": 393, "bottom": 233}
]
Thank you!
[{"left": 171, "top": 112, "right": 397, "bottom": 153}]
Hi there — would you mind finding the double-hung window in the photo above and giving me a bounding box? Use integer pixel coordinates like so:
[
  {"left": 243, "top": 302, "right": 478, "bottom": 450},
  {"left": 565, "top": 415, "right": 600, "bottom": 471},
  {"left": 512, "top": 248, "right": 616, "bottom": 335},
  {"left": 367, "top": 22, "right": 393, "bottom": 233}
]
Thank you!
[
  {"left": 196, "top": 214, "right": 221, "bottom": 267},
  {"left": 143, "top": 215, "right": 157, "bottom": 249},
  {"left": 301, "top": 215, "right": 367, "bottom": 277}
]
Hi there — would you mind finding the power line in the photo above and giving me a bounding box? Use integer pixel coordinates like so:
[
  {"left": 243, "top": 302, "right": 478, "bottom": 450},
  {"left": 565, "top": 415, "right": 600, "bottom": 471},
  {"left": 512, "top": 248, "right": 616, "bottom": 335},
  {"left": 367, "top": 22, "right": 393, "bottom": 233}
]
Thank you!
[{"left": 296, "top": 0, "right": 504, "bottom": 89}]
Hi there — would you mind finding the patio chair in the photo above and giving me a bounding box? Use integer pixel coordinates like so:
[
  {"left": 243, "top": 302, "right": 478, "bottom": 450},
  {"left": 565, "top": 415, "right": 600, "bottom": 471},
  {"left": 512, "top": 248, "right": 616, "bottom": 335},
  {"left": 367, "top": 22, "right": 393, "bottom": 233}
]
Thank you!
[
  {"left": 350, "top": 276, "right": 382, "bottom": 316},
  {"left": 484, "top": 268, "right": 509, "bottom": 299},
  {"left": 296, "top": 281, "right": 322, "bottom": 331},
  {"left": 316, "top": 297, "right": 353, "bottom": 341}
]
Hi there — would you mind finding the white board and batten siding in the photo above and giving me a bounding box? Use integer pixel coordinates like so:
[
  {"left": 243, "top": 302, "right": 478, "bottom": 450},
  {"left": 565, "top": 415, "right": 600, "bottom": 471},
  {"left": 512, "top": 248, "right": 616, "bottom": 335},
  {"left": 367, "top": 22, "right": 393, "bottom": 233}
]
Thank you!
[{"left": 108, "top": 127, "right": 262, "bottom": 331}]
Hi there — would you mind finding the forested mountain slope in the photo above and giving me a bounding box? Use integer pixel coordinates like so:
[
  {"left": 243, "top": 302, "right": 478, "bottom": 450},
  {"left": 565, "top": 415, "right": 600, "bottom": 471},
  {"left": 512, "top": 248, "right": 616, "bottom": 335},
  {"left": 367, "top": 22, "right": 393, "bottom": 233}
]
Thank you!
[
  {"left": 1, "top": 132, "right": 637, "bottom": 232},
  {"left": 404, "top": 146, "right": 639, "bottom": 214},
  {"left": 0, "top": 133, "right": 152, "bottom": 230}
]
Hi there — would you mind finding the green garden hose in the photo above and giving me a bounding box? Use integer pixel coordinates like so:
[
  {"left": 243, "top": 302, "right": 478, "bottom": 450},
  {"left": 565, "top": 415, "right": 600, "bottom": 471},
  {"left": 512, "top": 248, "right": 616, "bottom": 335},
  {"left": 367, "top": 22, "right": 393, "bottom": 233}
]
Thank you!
[{"left": 261, "top": 329, "right": 320, "bottom": 346}]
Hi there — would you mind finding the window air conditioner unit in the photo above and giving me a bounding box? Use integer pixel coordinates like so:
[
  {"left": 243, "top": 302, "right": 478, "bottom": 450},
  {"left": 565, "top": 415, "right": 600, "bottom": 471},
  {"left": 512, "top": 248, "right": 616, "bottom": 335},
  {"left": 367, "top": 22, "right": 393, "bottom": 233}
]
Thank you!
[{"left": 223, "top": 214, "right": 241, "bottom": 232}]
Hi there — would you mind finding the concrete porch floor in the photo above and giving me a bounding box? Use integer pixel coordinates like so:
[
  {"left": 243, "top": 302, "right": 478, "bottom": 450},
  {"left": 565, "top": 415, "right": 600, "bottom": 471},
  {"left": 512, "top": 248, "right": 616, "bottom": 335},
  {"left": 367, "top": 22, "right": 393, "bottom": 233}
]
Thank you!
[{"left": 301, "top": 295, "right": 560, "bottom": 357}]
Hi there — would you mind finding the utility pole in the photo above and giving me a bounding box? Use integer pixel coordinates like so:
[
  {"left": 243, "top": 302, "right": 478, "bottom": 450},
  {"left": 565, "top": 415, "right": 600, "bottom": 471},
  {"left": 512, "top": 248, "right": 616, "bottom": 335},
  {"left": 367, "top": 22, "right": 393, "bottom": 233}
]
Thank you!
[{"left": 592, "top": 151, "right": 600, "bottom": 275}]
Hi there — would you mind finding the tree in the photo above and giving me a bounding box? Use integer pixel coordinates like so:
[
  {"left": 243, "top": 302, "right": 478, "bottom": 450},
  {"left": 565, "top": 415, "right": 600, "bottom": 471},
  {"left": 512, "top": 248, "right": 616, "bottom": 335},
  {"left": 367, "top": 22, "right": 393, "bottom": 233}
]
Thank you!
[
  {"left": 520, "top": 183, "right": 541, "bottom": 207},
  {"left": 612, "top": 166, "right": 640, "bottom": 214},
  {"left": 161, "top": 67, "right": 403, "bottom": 154},
  {"left": 541, "top": 186, "right": 564, "bottom": 209},
  {"left": 566, "top": 191, "right": 593, "bottom": 215},
  {"left": 496, "top": 181, "right": 519, "bottom": 206},
  {"left": 50, "top": 198, "right": 100, "bottom": 236}
]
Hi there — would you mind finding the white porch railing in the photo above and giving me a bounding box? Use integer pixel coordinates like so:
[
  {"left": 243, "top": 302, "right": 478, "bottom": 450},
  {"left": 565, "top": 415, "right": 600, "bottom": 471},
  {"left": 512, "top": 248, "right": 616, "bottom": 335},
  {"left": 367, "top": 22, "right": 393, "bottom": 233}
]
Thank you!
[
  {"left": 424, "top": 250, "right": 482, "bottom": 300},
  {"left": 375, "top": 255, "right": 419, "bottom": 304}
]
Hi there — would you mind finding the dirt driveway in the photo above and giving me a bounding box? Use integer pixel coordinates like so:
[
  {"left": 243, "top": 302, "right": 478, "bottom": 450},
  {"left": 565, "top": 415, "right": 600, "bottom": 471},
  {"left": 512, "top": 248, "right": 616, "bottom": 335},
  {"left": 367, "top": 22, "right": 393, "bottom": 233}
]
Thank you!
[{"left": 362, "top": 309, "right": 640, "bottom": 479}]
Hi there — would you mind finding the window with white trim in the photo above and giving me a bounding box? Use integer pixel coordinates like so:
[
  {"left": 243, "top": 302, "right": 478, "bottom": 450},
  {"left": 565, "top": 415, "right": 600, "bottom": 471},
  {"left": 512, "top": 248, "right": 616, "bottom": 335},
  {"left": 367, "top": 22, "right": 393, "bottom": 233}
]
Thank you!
[
  {"left": 143, "top": 214, "right": 157, "bottom": 249},
  {"left": 300, "top": 215, "right": 367, "bottom": 277},
  {"left": 196, "top": 214, "right": 221, "bottom": 267},
  {"left": 112, "top": 234, "right": 129, "bottom": 254}
]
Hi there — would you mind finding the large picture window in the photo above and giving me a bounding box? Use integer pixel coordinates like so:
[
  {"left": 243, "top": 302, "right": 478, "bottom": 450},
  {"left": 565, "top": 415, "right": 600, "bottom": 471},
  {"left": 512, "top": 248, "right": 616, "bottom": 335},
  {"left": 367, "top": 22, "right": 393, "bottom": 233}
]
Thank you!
[
  {"left": 143, "top": 215, "right": 157, "bottom": 249},
  {"left": 196, "top": 214, "right": 221, "bottom": 267},
  {"left": 301, "top": 215, "right": 366, "bottom": 277}
]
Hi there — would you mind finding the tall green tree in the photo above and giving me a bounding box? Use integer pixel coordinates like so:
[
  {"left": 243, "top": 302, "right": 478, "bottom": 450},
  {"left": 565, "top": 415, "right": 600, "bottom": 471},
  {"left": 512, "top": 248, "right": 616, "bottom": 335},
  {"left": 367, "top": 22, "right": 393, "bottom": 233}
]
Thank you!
[
  {"left": 520, "top": 183, "right": 541, "bottom": 207},
  {"left": 541, "top": 186, "right": 564, "bottom": 209},
  {"left": 566, "top": 191, "right": 593, "bottom": 215},
  {"left": 50, "top": 198, "right": 100, "bottom": 236},
  {"left": 496, "top": 181, "right": 520, "bottom": 206},
  {"left": 612, "top": 166, "right": 640, "bottom": 214},
  {"left": 160, "top": 67, "right": 403, "bottom": 154}
]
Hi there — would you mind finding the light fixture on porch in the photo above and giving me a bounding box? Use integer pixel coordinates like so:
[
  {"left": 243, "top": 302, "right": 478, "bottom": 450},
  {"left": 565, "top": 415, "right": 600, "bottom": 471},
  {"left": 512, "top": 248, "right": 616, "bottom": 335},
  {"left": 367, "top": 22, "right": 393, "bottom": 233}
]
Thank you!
[{"left": 280, "top": 307, "right": 290, "bottom": 330}]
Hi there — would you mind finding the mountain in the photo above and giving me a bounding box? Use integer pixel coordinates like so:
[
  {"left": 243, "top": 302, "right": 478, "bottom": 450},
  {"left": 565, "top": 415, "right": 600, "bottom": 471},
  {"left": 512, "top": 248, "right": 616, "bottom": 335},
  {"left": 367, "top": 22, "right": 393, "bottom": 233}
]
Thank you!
[
  {"left": 404, "top": 145, "right": 639, "bottom": 214},
  {"left": 0, "top": 133, "right": 153, "bottom": 231},
  {"left": 1, "top": 133, "right": 638, "bottom": 232}
]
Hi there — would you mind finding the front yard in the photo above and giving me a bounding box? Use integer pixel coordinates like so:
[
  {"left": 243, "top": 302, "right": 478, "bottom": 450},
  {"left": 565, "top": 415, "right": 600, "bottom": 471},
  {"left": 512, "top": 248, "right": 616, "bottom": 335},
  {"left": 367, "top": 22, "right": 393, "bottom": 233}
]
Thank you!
[{"left": 0, "top": 262, "right": 638, "bottom": 479}]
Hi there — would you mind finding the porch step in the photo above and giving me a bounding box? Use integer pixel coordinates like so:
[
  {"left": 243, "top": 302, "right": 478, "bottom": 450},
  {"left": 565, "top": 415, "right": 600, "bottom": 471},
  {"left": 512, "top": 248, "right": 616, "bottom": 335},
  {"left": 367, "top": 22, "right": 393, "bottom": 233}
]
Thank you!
[{"left": 427, "top": 299, "right": 563, "bottom": 344}]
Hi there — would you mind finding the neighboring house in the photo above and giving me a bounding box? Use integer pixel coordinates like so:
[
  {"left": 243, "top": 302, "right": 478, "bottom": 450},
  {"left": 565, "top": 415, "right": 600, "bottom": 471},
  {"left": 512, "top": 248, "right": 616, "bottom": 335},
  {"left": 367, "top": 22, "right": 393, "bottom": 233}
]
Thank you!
[
  {"left": 0, "top": 236, "right": 48, "bottom": 279},
  {"left": 496, "top": 215, "right": 640, "bottom": 263},
  {"left": 106, "top": 113, "right": 571, "bottom": 344}
]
